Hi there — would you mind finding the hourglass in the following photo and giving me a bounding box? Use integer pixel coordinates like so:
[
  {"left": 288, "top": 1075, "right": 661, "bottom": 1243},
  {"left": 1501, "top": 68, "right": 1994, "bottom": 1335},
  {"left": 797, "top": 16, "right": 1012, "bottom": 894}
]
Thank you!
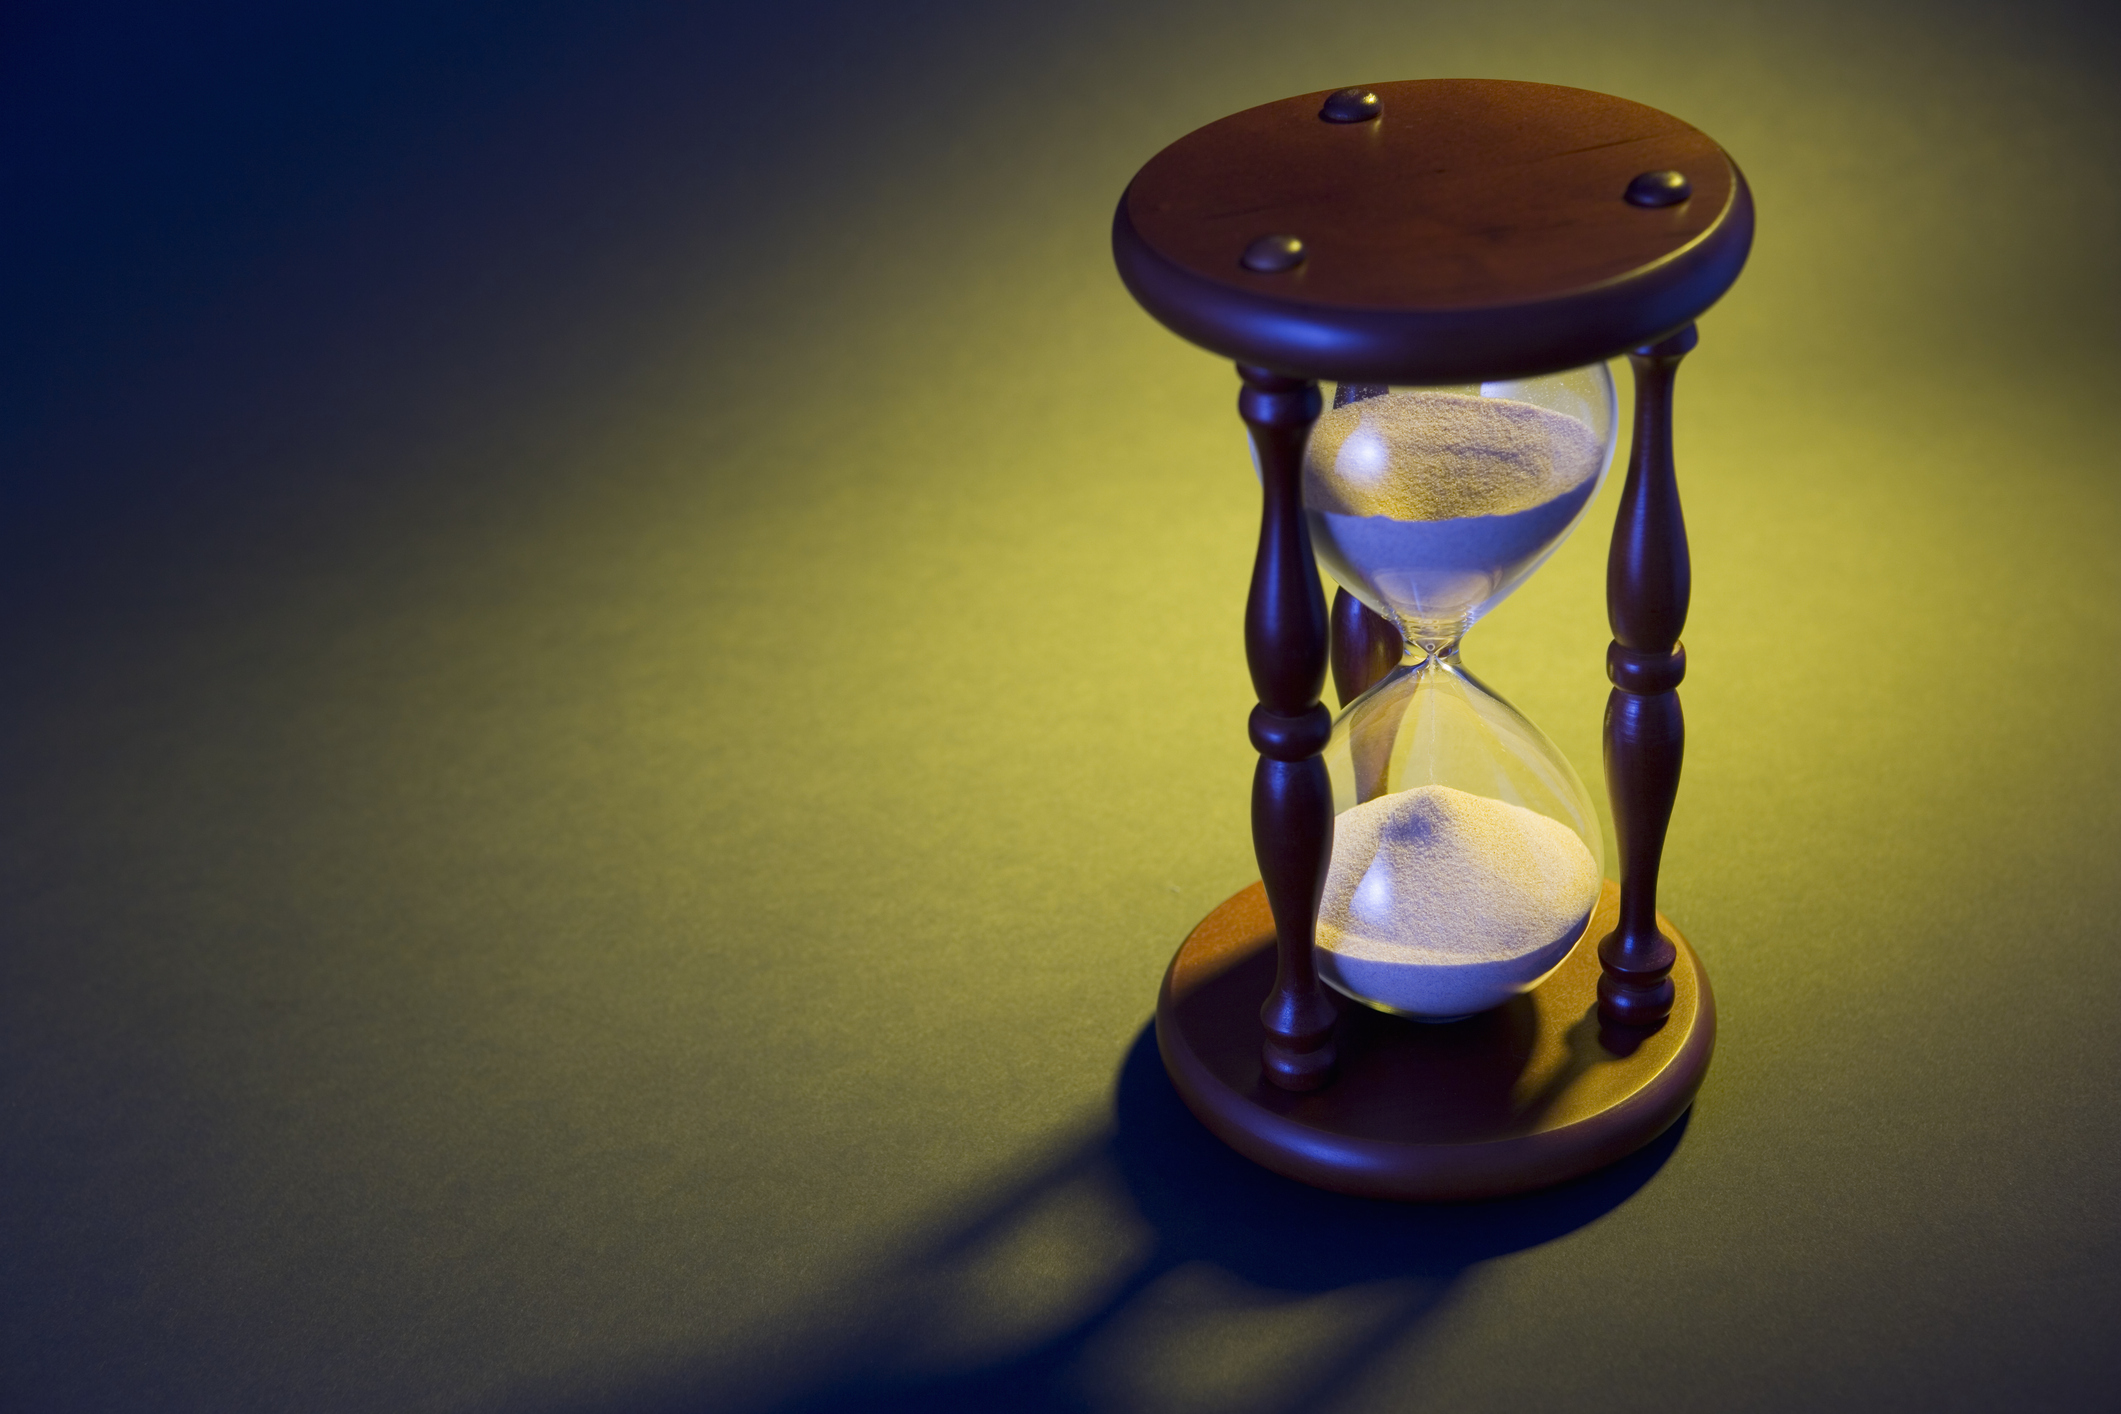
[{"left": 1114, "top": 80, "right": 1753, "bottom": 1199}]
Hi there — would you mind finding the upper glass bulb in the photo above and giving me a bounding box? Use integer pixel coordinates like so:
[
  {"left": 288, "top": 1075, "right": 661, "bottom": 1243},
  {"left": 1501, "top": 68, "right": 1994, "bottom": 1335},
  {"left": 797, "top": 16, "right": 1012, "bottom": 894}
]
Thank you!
[{"left": 1305, "top": 365, "right": 1619, "bottom": 653}]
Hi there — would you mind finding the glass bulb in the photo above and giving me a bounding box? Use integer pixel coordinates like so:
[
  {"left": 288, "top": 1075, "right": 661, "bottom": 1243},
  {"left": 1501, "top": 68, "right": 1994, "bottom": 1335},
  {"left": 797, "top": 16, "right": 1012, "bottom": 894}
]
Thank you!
[
  {"left": 1305, "top": 363, "right": 1618, "bottom": 1021},
  {"left": 1307, "top": 365, "right": 1618, "bottom": 652}
]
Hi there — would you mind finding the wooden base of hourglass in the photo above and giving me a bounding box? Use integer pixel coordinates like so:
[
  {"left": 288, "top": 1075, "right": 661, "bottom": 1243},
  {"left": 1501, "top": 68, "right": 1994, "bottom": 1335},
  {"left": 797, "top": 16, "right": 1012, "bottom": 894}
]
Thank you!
[{"left": 1155, "top": 878, "right": 1713, "bottom": 1201}]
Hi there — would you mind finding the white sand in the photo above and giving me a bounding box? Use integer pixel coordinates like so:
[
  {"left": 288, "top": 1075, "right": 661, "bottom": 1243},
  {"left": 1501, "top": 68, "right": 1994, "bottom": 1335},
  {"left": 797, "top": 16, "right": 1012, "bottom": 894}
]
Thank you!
[
  {"left": 1303, "top": 391, "right": 1603, "bottom": 522},
  {"left": 1302, "top": 391, "right": 1607, "bottom": 643},
  {"left": 1316, "top": 784, "right": 1599, "bottom": 1017}
]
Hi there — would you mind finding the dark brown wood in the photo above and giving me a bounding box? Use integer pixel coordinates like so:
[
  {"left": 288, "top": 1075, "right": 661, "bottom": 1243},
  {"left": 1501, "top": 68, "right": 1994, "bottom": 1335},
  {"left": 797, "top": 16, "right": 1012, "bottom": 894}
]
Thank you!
[
  {"left": 1332, "top": 383, "right": 1390, "bottom": 408},
  {"left": 1329, "top": 588, "right": 1402, "bottom": 707},
  {"left": 1598, "top": 325, "right": 1698, "bottom": 1029},
  {"left": 1114, "top": 80, "right": 1754, "bottom": 384},
  {"left": 1155, "top": 878, "right": 1715, "bottom": 1200},
  {"left": 1327, "top": 374, "right": 1404, "bottom": 710},
  {"left": 1238, "top": 365, "right": 1339, "bottom": 1092}
]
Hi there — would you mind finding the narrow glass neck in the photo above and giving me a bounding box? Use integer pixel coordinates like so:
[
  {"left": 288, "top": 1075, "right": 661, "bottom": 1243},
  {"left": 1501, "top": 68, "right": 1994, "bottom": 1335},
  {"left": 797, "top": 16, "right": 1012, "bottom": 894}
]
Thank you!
[{"left": 1401, "top": 635, "right": 1464, "bottom": 668}]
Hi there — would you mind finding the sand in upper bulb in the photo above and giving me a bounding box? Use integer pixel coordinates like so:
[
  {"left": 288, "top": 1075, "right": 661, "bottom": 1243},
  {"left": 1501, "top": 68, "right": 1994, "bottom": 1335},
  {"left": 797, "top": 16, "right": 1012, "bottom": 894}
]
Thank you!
[{"left": 1303, "top": 391, "right": 1604, "bottom": 636}]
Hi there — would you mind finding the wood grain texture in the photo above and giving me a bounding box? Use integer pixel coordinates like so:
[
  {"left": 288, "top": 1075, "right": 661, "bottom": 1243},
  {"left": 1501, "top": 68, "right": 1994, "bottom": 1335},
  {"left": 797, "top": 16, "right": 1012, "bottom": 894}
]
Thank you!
[
  {"left": 1113, "top": 80, "right": 1753, "bottom": 383},
  {"left": 1133, "top": 81, "right": 1731, "bottom": 310},
  {"left": 1156, "top": 878, "right": 1715, "bottom": 1200}
]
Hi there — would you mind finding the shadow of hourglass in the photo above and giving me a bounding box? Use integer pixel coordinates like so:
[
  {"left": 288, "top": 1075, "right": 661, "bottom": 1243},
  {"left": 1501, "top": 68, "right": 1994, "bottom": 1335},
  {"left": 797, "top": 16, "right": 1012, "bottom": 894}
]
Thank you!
[
  {"left": 638, "top": 1024, "right": 1686, "bottom": 1414},
  {"left": 1103, "top": 1015, "right": 1688, "bottom": 1293}
]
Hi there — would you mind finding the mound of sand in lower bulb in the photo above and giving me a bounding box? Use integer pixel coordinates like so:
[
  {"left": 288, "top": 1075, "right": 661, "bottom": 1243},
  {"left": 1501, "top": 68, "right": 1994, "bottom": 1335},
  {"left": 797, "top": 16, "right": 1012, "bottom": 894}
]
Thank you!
[{"left": 1316, "top": 784, "right": 1600, "bottom": 1019}]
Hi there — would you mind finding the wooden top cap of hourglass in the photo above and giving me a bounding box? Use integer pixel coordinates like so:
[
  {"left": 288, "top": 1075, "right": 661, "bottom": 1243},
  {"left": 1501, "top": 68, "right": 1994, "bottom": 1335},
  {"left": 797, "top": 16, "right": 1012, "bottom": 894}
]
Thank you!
[{"left": 1113, "top": 79, "right": 1754, "bottom": 384}]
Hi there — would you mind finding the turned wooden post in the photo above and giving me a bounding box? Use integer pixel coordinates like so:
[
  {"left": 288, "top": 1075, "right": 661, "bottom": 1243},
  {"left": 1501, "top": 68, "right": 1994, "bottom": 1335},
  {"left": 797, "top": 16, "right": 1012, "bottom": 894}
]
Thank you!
[
  {"left": 1598, "top": 324, "right": 1698, "bottom": 1028},
  {"left": 1326, "top": 383, "right": 1405, "bottom": 710},
  {"left": 1329, "top": 589, "right": 1403, "bottom": 708},
  {"left": 1238, "top": 364, "right": 1339, "bottom": 1091}
]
